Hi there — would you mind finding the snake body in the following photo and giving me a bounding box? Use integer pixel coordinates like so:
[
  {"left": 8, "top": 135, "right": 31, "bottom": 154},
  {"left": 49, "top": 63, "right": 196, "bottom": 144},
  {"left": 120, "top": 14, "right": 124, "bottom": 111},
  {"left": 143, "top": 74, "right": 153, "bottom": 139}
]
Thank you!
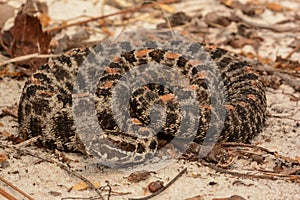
[{"left": 18, "top": 41, "right": 267, "bottom": 165}]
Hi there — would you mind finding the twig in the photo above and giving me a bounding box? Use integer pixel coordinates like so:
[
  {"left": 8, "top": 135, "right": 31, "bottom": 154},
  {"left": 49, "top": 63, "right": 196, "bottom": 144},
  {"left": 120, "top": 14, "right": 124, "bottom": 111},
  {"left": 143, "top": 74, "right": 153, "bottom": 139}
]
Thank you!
[
  {"left": 14, "top": 136, "right": 41, "bottom": 149},
  {"left": 45, "top": 0, "right": 178, "bottom": 33},
  {"left": 200, "top": 160, "right": 278, "bottom": 180},
  {"left": 0, "top": 53, "right": 59, "bottom": 67},
  {"left": 21, "top": 150, "right": 105, "bottom": 200},
  {"left": 129, "top": 167, "right": 187, "bottom": 200},
  {"left": 61, "top": 196, "right": 102, "bottom": 200},
  {"left": 0, "top": 176, "right": 35, "bottom": 200},
  {"left": 231, "top": 13, "right": 300, "bottom": 33},
  {"left": 206, "top": 142, "right": 300, "bottom": 179},
  {"left": 2, "top": 143, "right": 105, "bottom": 200},
  {"left": 103, "top": 181, "right": 112, "bottom": 200},
  {"left": 221, "top": 142, "right": 298, "bottom": 163},
  {"left": 285, "top": 43, "right": 300, "bottom": 59},
  {"left": 0, "top": 187, "right": 18, "bottom": 200}
]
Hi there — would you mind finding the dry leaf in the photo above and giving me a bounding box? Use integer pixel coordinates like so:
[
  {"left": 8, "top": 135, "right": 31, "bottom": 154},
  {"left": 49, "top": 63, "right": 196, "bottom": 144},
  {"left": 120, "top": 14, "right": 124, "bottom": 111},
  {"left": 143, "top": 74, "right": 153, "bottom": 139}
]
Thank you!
[
  {"left": 48, "top": 191, "right": 61, "bottom": 197},
  {"left": 157, "top": 4, "right": 175, "bottom": 13},
  {"left": 0, "top": 154, "right": 8, "bottom": 162},
  {"left": 0, "top": 3, "right": 51, "bottom": 72},
  {"left": 274, "top": 56, "right": 300, "bottom": 71},
  {"left": 219, "top": 0, "right": 263, "bottom": 16},
  {"left": 225, "top": 35, "right": 255, "bottom": 48},
  {"left": 241, "top": 3, "right": 264, "bottom": 16},
  {"left": 127, "top": 171, "right": 154, "bottom": 183},
  {"left": 72, "top": 181, "right": 101, "bottom": 191},
  {"left": 267, "top": 2, "right": 284, "bottom": 12},
  {"left": 38, "top": 13, "right": 51, "bottom": 27},
  {"left": 296, "top": 156, "right": 300, "bottom": 164},
  {"left": 204, "top": 12, "right": 231, "bottom": 27},
  {"left": 158, "top": 12, "right": 192, "bottom": 28},
  {"left": 219, "top": 0, "right": 234, "bottom": 8}
]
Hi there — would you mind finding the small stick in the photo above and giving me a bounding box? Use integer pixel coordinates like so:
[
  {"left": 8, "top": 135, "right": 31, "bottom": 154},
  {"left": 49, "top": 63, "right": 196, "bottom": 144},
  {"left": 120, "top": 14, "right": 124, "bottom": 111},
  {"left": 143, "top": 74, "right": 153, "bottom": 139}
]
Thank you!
[
  {"left": 45, "top": 0, "right": 178, "bottom": 33},
  {"left": 0, "top": 53, "right": 59, "bottom": 67},
  {"left": 0, "top": 176, "right": 35, "bottom": 200},
  {"left": 4, "top": 143, "right": 105, "bottom": 200},
  {"left": 21, "top": 150, "right": 105, "bottom": 200},
  {"left": 129, "top": 167, "right": 187, "bottom": 200},
  {"left": 0, "top": 187, "right": 18, "bottom": 200},
  {"left": 200, "top": 160, "right": 278, "bottom": 180},
  {"left": 14, "top": 136, "right": 41, "bottom": 149}
]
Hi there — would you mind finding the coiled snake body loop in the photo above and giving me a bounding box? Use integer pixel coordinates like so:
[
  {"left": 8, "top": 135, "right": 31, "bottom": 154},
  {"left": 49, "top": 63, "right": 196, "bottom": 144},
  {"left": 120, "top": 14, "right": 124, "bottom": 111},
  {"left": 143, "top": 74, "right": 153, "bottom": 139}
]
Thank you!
[{"left": 18, "top": 39, "right": 267, "bottom": 167}]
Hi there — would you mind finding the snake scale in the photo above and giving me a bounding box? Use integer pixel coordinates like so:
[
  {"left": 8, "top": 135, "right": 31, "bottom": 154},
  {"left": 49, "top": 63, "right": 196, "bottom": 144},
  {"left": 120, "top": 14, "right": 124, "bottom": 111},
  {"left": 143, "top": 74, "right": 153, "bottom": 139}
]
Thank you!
[{"left": 18, "top": 37, "right": 267, "bottom": 166}]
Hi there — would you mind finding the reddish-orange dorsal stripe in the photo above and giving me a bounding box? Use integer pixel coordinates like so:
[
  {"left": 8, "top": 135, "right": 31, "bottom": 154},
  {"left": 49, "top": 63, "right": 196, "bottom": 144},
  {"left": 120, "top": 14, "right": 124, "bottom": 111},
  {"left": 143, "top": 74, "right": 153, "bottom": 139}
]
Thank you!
[
  {"left": 198, "top": 71, "right": 208, "bottom": 79},
  {"left": 102, "top": 81, "right": 114, "bottom": 88},
  {"left": 184, "top": 84, "right": 198, "bottom": 91},
  {"left": 132, "top": 118, "right": 143, "bottom": 125},
  {"left": 188, "top": 60, "right": 202, "bottom": 66},
  {"left": 160, "top": 94, "right": 175, "bottom": 103},
  {"left": 225, "top": 104, "right": 235, "bottom": 111},
  {"left": 112, "top": 56, "right": 121, "bottom": 62},
  {"left": 29, "top": 77, "right": 41, "bottom": 85},
  {"left": 238, "top": 101, "right": 248, "bottom": 107},
  {"left": 105, "top": 67, "right": 119, "bottom": 73},
  {"left": 247, "top": 94, "right": 257, "bottom": 101},
  {"left": 165, "top": 52, "right": 180, "bottom": 59},
  {"left": 135, "top": 49, "right": 151, "bottom": 58}
]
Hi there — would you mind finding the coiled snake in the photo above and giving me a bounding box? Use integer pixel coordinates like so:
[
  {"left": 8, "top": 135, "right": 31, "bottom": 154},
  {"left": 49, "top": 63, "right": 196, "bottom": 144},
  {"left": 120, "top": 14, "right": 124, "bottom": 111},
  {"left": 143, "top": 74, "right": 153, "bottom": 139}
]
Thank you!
[{"left": 18, "top": 33, "right": 267, "bottom": 167}]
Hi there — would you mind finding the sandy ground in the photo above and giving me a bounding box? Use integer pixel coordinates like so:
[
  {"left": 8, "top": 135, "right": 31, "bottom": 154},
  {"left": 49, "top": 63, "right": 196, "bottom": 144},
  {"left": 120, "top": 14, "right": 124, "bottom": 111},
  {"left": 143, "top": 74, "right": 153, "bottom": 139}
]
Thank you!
[{"left": 0, "top": 0, "right": 300, "bottom": 200}]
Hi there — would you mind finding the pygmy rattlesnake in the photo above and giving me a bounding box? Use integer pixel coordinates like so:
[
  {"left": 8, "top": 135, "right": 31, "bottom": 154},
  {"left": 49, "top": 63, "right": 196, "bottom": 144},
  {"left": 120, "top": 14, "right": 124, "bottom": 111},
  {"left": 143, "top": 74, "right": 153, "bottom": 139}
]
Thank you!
[{"left": 18, "top": 32, "right": 267, "bottom": 166}]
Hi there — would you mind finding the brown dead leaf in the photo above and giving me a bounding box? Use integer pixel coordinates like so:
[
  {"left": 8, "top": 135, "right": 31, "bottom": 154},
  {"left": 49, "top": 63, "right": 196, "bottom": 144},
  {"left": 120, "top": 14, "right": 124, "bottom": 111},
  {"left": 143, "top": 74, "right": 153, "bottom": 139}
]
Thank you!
[
  {"left": 257, "top": 55, "right": 273, "bottom": 65},
  {"left": 274, "top": 56, "right": 300, "bottom": 71},
  {"left": 0, "top": 154, "right": 8, "bottom": 162},
  {"left": 240, "top": 51, "right": 256, "bottom": 59},
  {"left": 219, "top": 0, "right": 263, "bottom": 16},
  {"left": 127, "top": 171, "right": 155, "bottom": 183},
  {"left": 204, "top": 11, "right": 231, "bottom": 27},
  {"left": 237, "top": 23, "right": 262, "bottom": 40},
  {"left": 0, "top": 3, "right": 51, "bottom": 72},
  {"left": 296, "top": 156, "right": 300, "bottom": 165},
  {"left": 158, "top": 12, "right": 192, "bottom": 28},
  {"left": 204, "top": 144, "right": 235, "bottom": 168},
  {"left": 48, "top": 191, "right": 61, "bottom": 197},
  {"left": 157, "top": 3, "right": 176, "bottom": 13},
  {"left": 38, "top": 13, "right": 51, "bottom": 27},
  {"left": 219, "top": 0, "right": 233, "bottom": 7},
  {"left": 241, "top": 3, "right": 264, "bottom": 16},
  {"left": 72, "top": 181, "right": 101, "bottom": 191},
  {"left": 0, "top": 67, "right": 24, "bottom": 77},
  {"left": 259, "top": 75, "right": 282, "bottom": 90},
  {"left": 267, "top": 2, "right": 284, "bottom": 12},
  {"left": 0, "top": 131, "right": 12, "bottom": 138},
  {"left": 225, "top": 35, "right": 255, "bottom": 49},
  {"left": 290, "top": 175, "right": 300, "bottom": 183},
  {"left": 2, "top": 106, "right": 18, "bottom": 118},
  {"left": 0, "top": 131, "right": 23, "bottom": 144}
]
